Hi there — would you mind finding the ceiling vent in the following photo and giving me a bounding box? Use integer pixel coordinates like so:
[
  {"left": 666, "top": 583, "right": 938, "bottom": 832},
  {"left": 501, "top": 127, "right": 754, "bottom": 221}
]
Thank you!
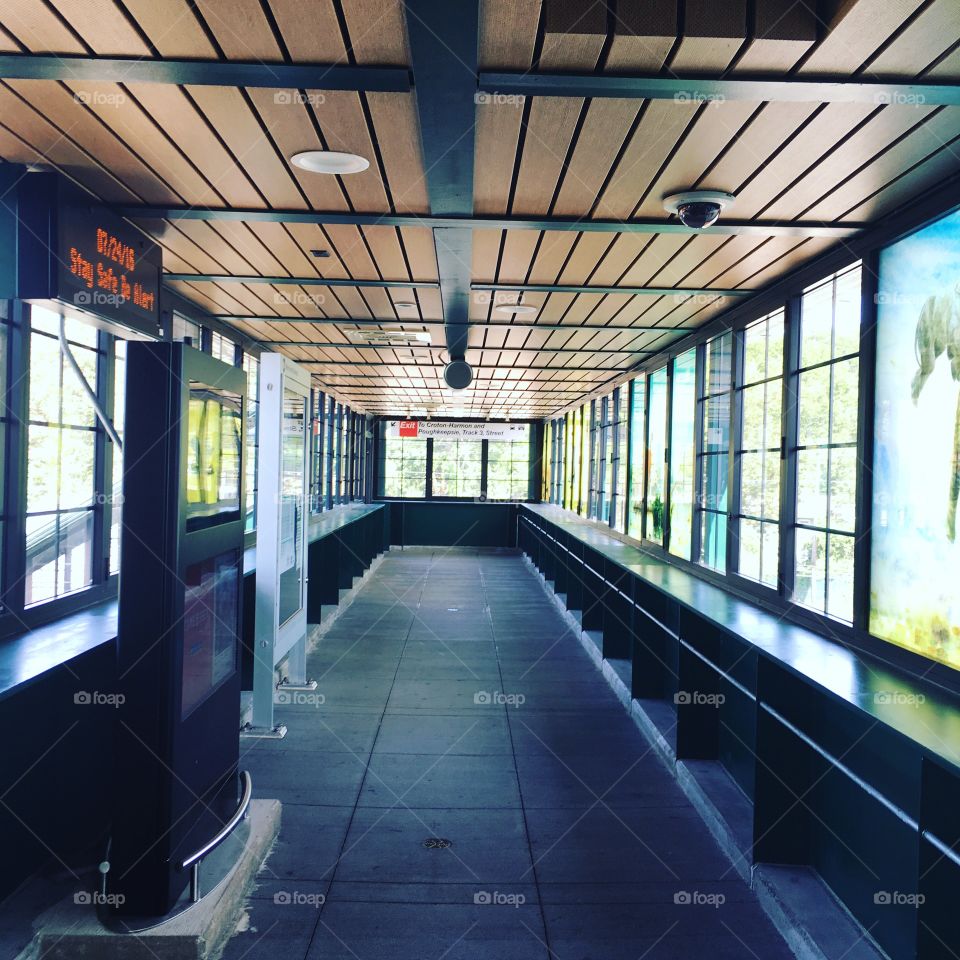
[{"left": 348, "top": 329, "right": 431, "bottom": 345}]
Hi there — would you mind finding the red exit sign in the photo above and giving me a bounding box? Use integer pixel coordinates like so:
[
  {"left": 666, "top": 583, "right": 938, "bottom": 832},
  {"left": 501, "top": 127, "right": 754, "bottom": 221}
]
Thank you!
[{"left": 398, "top": 420, "right": 419, "bottom": 438}]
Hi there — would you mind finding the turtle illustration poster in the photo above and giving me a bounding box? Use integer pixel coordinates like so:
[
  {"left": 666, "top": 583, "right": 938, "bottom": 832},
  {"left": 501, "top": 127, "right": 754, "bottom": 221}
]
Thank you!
[{"left": 871, "top": 208, "right": 960, "bottom": 669}]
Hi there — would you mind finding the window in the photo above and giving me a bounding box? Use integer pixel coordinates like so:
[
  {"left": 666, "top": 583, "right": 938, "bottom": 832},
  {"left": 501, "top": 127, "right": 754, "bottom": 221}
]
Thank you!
[
  {"left": 627, "top": 376, "right": 646, "bottom": 539},
  {"left": 613, "top": 387, "right": 628, "bottom": 532},
  {"left": 697, "top": 333, "right": 732, "bottom": 572},
  {"left": 645, "top": 368, "right": 668, "bottom": 543},
  {"left": 25, "top": 308, "right": 100, "bottom": 605},
  {"left": 487, "top": 428, "right": 532, "bottom": 500},
  {"left": 597, "top": 397, "right": 613, "bottom": 523},
  {"left": 577, "top": 403, "right": 594, "bottom": 517},
  {"left": 172, "top": 312, "right": 201, "bottom": 344},
  {"left": 735, "top": 310, "right": 784, "bottom": 588},
  {"left": 541, "top": 423, "right": 552, "bottom": 501},
  {"left": 793, "top": 266, "right": 861, "bottom": 621},
  {"left": 380, "top": 435, "right": 427, "bottom": 497},
  {"left": 109, "top": 339, "right": 126, "bottom": 575},
  {"left": 242, "top": 353, "right": 259, "bottom": 532},
  {"left": 432, "top": 439, "right": 482, "bottom": 497},
  {"left": 669, "top": 349, "right": 697, "bottom": 559},
  {"left": 210, "top": 330, "right": 236, "bottom": 365}
]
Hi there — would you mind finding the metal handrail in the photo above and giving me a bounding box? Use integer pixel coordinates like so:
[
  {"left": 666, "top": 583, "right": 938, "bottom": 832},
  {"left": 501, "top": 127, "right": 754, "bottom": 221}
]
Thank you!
[{"left": 181, "top": 770, "right": 252, "bottom": 902}]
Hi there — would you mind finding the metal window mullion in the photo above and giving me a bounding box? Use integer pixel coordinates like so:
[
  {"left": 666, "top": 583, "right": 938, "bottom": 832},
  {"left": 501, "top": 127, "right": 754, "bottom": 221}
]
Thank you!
[
  {"left": 91, "top": 330, "right": 110, "bottom": 584},
  {"left": 610, "top": 386, "right": 621, "bottom": 529},
  {"left": 325, "top": 397, "right": 334, "bottom": 510},
  {"left": 664, "top": 359, "right": 674, "bottom": 553},
  {"left": 480, "top": 437, "right": 489, "bottom": 498},
  {"left": 729, "top": 328, "right": 745, "bottom": 573},
  {"left": 692, "top": 343, "right": 706, "bottom": 563},
  {"left": 425, "top": 437, "right": 434, "bottom": 499},
  {"left": 853, "top": 254, "right": 878, "bottom": 633},
  {"left": 780, "top": 294, "right": 802, "bottom": 599}
]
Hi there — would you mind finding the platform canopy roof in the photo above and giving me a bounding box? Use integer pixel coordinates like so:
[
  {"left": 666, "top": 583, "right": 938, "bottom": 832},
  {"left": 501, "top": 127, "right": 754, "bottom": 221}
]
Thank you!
[{"left": 1, "top": 0, "right": 958, "bottom": 417}]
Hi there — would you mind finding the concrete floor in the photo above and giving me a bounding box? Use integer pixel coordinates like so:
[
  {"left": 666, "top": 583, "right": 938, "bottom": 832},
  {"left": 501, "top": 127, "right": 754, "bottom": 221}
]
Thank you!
[{"left": 227, "top": 547, "right": 794, "bottom": 960}]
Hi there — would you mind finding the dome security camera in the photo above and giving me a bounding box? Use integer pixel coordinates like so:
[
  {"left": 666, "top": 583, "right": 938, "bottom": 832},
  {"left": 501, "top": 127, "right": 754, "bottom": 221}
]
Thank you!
[{"left": 663, "top": 190, "right": 736, "bottom": 229}]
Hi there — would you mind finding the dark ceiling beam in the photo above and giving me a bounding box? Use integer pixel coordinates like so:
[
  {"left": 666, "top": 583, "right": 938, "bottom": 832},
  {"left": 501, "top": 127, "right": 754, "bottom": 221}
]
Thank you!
[
  {"left": 122, "top": 206, "right": 860, "bottom": 238},
  {"left": 478, "top": 71, "right": 960, "bottom": 105},
  {"left": 404, "top": 0, "right": 478, "bottom": 362},
  {"left": 212, "top": 315, "right": 690, "bottom": 333},
  {"left": 165, "top": 274, "right": 436, "bottom": 289},
  {"left": 169, "top": 275, "right": 749, "bottom": 296},
  {"left": 473, "top": 282, "right": 752, "bottom": 298},
  {"left": 261, "top": 341, "right": 656, "bottom": 354},
  {"left": 0, "top": 53, "right": 411, "bottom": 91},
  {"left": 296, "top": 361, "right": 637, "bottom": 371}
]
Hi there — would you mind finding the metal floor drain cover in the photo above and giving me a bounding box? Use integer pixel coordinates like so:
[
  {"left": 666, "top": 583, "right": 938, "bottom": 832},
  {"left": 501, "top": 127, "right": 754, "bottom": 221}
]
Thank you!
[{"left": 423, "top": 837, "right": 452, "bottom": 849}]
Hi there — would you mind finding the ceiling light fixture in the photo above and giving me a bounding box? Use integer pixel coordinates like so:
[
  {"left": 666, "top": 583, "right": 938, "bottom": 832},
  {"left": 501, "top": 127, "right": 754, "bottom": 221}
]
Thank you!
[
  {"left": 394, "top": 301, "right": 417, "bottom": 309},
  {"left": 290, "top": 151, "right": 370, "bottom": 175},
  {"left": 495, "top": 304, "right": 537, "bottom": 315}
]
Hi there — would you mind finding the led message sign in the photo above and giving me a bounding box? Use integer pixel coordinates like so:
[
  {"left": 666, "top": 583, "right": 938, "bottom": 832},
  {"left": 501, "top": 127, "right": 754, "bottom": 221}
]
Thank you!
[{"left": 17, "top": 172, "right": 162, "bottom": 338}]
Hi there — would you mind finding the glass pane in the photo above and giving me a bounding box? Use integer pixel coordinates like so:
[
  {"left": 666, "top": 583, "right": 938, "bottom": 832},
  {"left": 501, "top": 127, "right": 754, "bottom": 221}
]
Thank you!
[
  {"left": 278, "top": 391, "right": 306, "bottom": 626},
  {"left": 794, "top": 527, "right": 827, "bottom": 613},
  {"left": 703, "top": 392, "right": 730, "bottom": 453},
  {"left": 796, "top": 448, "right": 829, "bottom": 529},
  {"left": 699, "top": 509, "right": 727, "bottom": 572},
  {"left": 801, "top": 280, "right": 834, "bottom": 369},
  {"left": 29, "top": 334, "right": 62, "bottom": 423},
  {"left": 798, "top": 365, "right": 831, "bottom": 447},
  {"left": 740, "top": 384, "right": 765, "bottom": 451},
  {"left": 831, "top": 358, "right": 860, "bottom": 446},
  {"left": 628, "top": 376, "right": 646, "bottom": 539},
  {"left": 60, "top": 428, "right": 96, "bottom": 510},
  {"left": 738, "top": 518, "right": 762, "bottom": 582},
  {"left": 829, "top": 446, "right": 858, "bottom": 533},
  {"left": 827, "top": 533, "right": 855, "bottom": 622},
  {"left": 25, "top": 511, "right": 94, "bottom": 606},
  {"left": 645, "top": 369, "right": 668, "bottom": 543},
  {"left": 705, "top": 333, "right": 732, "bottom": 396},
  {"left": 701, "top": 453, "right": 728, "bottom": 515},
  {"left": 740, "top": 451, "right": 763, "bottom": 518},
  {"left": 743, "top": 322, "right": 767, "bottom": 385},
  {"left": 60, "top": 347, "right": 98, "bottom": 428},
  {"left": 833, "top": 267, "right": 862, "bottom": 358},
  {"left": 27, "top": 425, "right": 60, "bottom": 513}
]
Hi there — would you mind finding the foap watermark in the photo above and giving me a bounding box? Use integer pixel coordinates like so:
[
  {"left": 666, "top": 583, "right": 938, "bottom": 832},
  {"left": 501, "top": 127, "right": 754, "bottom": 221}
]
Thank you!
[
  {"left": 273, "top": 91, "right": 326, "bottom": 107},
  {"left": 474, "top": 890, "right": 526, "bottom": 908},
  {"left": 874, "top": 691, "right": 926, "bottom": 706},
  {"left": 74, "top": 891, "right": 125, "bottom": 906},
  {"left": 874, "top": 291, "right": 929, "bottom": 307},
  {"left": 273, "top": 290, "right": 326, "bottom": 308},
  {"left": 274, "top": 890, "right": 326, "bottom": 907},
  {"left": 874, "top": 91, "right": 926, "bottom": 107},
  {"left": 874, "top": 891, "right": 925, "bottom": 907},
  {"left": 74, "top": 90, "right": 126, "bottom": 108},
  {"left": 474, "top": 690, "right": 525, "bottom": 708},
  {"left": 674, "top": 691, "right": 725, "bottom": 707},
  {"left": 472, "top": 290, "right": 525, "bottom": 307},
  {"left": 75, "top": 690, "right": 125, "bottom": 708},
  {"left": 74, "top": 290, "right": 129, "bottom": 309},
  {"left": 276, "top": 690, "right": 326, "bottom": 707},
  {"left": 474, "top": 92, "right": 525, "bottom": 107},
  {"left": 674, "top": 890, "right": 726, "bottom": 908},
  {"left": 674, "top": 91, "right": 726, "bottom": 106}
]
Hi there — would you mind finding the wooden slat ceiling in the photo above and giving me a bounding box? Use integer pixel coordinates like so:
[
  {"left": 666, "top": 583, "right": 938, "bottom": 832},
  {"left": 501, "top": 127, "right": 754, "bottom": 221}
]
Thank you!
[{"left": 1, "top": 0, "right": 959, "bottom": 417}]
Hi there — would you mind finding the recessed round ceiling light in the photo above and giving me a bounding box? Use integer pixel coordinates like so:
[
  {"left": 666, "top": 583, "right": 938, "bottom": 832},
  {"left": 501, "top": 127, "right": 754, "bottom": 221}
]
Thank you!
[
  {"left": 290, "top": 151, "right": 369, "bottom": 175},
  {"left": 495, "top": 304, "right": 537, "bottom": 315},
  {"left": 394, "top": 301, "right": 417, "bottom": 309}
]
